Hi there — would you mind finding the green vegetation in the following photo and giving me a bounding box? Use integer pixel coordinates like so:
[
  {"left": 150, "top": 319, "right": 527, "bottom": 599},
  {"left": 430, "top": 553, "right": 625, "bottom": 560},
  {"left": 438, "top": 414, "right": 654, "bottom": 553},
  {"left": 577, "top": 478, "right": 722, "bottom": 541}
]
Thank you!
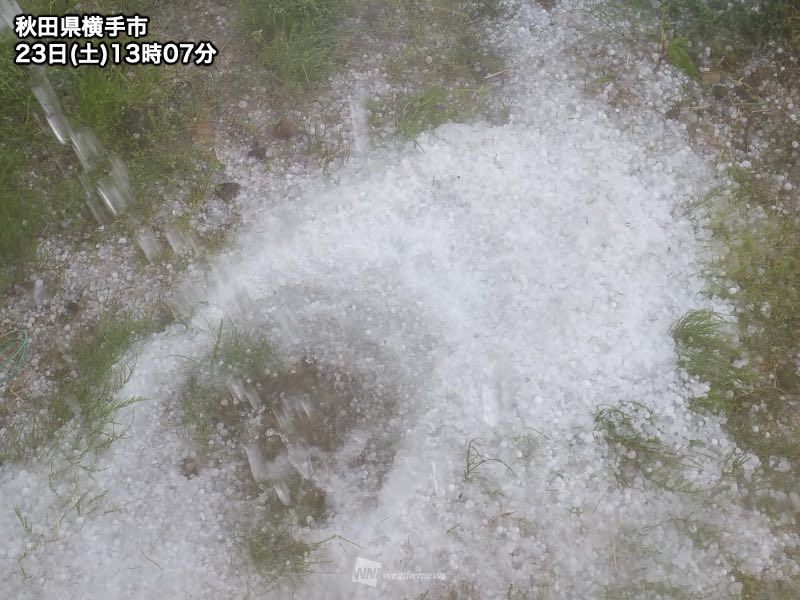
[
  {"left": 595, "top": 401, "right": 706, "bottom": 493},
  {"left": 0, "top": 37, "right": 62, "bottom": 289},
  {"left": 46, "top": 308, "right": 170, "bottom": 450},
  {"left": 178, "top": 320, "right": 401, "bottom": 586},
  {"left": 238, "top": 0, "right": 351, "bottom": 92},
  {"left": 180, "top": 323, "right": 281, "bottom": 452},
  {"left": 736, "top": 571, "right": 800, "bottom": 600},
  {"left": 602, "top": 581, "right": 706, "bottom": 600},
  {"left": 585, "top": 0, "right": 800, "bottom": 519},
  {"left": 396, "top": 86, "right": 483, "bottom": 141},
  {"left": 179, "top": 322, "right": 335, "bottom": 584},
  {"left": 703, "top": 172, "right": 800, "bottom": 394},
  {"left": 0, "top": 330, "right": 28, "bottom": 385},
  {"left": 671, "top": 309, "right": 760, "bottom": 413},
  {"left": 0, "top": 307, "right": 171, "bottom": 463},
  {"left": 0, "top": 1, "right": 215, "bottom": 288},
  {"left": 240, "top": 470, "right": 331, "bottom": 585},
  {"left": 380, "top": 0, "right": 504, "bottom": 84},
  {"left": 660, "top": 33, "right": 700, "bottom": 80},
  {"left": 364, "top": 0, "right": 505, "bottom": 142},
  {"left": 366, "top": 86, "right": 490, "bottom": 142},
  {"left": 244, "top": 527, "right": 333, "bottom": 586},
  {"left": 55, "top": 65, "right": 200, "bottom": 182},
  {"left": 306, "top": 120, "right": 351, "bottom": 174},
  {"left": 656, "top": 0, "right": 799, "bottom": 66},
  {"left": 582, "top": 3, "right": 800, "bottom": 596},
  {"left": 674, "top": 169, "right": 800, "bottom": 462},
  {"left": 463, "top": 437, "right": 514, "bottom": 484},
  {"left": 603, "top": 0, "right": 800, "bottom": 78},
  {"left": 30, "top": 0, "right": 156, "bottom": 12}
]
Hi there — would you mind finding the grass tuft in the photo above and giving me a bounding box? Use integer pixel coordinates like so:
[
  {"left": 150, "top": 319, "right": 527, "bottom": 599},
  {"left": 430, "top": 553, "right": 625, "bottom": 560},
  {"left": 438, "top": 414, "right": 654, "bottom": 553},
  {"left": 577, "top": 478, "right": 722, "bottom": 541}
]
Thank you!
[
  {"left": 658, "top": 0, "right": 800, "bottom": 62},
  {"left": 47, "top": 309, "right": 170, "bottom": 452},
  {"left": 675, "top": 168, "right": 800, "bottom": 462},
  {"left": 0, "top": 307, "right": 171, "bottom": 463},
  {"left": 244, "top": 527, "right": 333, "bottom": 585},
  {"left": 396, "top": 87, "right": 463, "bottom": 140},
  {"left": 367, "top": 86, "right": 490, "bottom": 142},
  {"left": 364, "top": 0, "right": 505, "bottom": 143},
  {"left": 180, "top": 321, "right": 340, "bottom": 586},
  {"left": 381, "top": 0, "right": 505, "bottom": 83},
  {"left": 606, "top": 0, "right": 800, "bottom": 73},
  {"left": 238, "top": 0, "right": 349, "bottom": 92},
  {"left": 671, "top": 309, "right": 761, "bottom": 414},
  {"left": 595, "top": 401, "right": 705, "bottom": 493},
  {"left": 0, "top": 329, "right": 29, "bottom": 387},
  {"left": 735, "top": 569, "right": 800, "bottom": 600},
  {"left": 180, "top": 322, "right": 280, "bottom": 451},
  {"left": 463, "top": 437, "right": 515, "bottom": 483}
]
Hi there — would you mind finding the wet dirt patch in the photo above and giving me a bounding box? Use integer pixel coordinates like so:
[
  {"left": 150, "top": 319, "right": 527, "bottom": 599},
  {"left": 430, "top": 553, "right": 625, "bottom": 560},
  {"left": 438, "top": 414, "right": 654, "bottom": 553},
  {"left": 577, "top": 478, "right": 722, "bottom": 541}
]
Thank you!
[
  {"left": 179, "top": 320, "right": 407, "bottom": 526},
  {"left": 172, "top": 309, "right": 421, "bottom": 587}
]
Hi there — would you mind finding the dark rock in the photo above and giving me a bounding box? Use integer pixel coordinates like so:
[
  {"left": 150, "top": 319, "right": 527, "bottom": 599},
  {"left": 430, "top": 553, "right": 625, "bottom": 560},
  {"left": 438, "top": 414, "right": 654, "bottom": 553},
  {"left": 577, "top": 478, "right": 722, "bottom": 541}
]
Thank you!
[
  {"left": 754, "top": 64, "right": 773, "bottom": 82},
  {"left": 248, "top": 141, "right": 267, "bottom": 160},
  {"left": 179, "top": 457, "right": 199, "bottom": 478},
  {"left": 712, "top": 85, "right": 728, "bottom": 100},
  {"left": 272, "top": 117, "right": 302, "bottom": 140},
  {"left": 214, "top": 182, "right": 241, "bottom": 203},
  {"left": 732, "top": 85, "right": 752, "bottom": 101}
]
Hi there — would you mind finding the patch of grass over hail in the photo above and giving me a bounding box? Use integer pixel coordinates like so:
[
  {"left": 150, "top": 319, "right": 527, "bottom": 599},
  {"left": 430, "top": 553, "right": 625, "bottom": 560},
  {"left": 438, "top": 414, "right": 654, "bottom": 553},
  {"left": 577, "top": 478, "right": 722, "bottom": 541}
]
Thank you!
[
  {"left": 735, "top": 569, "right": 800, "bottom": 600},
  {"left": 594, "top": 0, "right": 799, "bottom": 77},
  {"left": 364, "top": 0, "right": 505, "bottom": 142},
  {"left": 396, "top": 86, "right": 487, "bottom": 141},
  {"left": 179, "top": 322, "right": 337, "bottom": 586},
  {"left": 0, "top": 329, "right": 28, "bottom": 388},
  {"left": 0, "top": 306, "right": 172, "bottom": 464},
  {"left": 181, "top": 322, "right": 280, "bottom": 453},
  {"left": 655, "top": 0, "right": 799, "bottom": 67},
  {"left": 306, "top": 119, "right": 351, "bottom": 174},
  {"left": 55, "top": 66, "right": 195, "bottom": 183},
  {"left": 674, "top": 168, "right": 800, "bottom": 463},
  {"left": 39, "top": 0, "right": 158, "bottom": 12},
  {"left": 179, "top": 319, "right": 405, "bottom": 587},
  {"left": 671, "top": 175, "right": 800, "bottom": 595},
  {"left": 367, "top": 85, "right": 490, "bottom": 142},
  {"left": 602, "top": 582, "right": 708, "bottom": 600},
  {"left": 154, "top": 210, "right": 230, "bottom": 267},
  {"left": 0, "top": 147, "right": 40, "bottom": 291},
  {"left": 243, "top": 527, "right": 334, "bottom": 587},
  {"left": 594, "top": 401, "right": 708, "bottom": 493},
  {"left": 671, "top": 309, "right": 762, "bottom": 414},
  {"left": 463, "top": 437, "right": 515, "bottom": 484},
  {"left": 237, "top": 0, "right": 353, "bottom": 94},
  {"left": 598, "top": 511, "right": 739, "bottom": 600},
  {"left": 379, "top": 0, "right": 505, "bottom": 84}
]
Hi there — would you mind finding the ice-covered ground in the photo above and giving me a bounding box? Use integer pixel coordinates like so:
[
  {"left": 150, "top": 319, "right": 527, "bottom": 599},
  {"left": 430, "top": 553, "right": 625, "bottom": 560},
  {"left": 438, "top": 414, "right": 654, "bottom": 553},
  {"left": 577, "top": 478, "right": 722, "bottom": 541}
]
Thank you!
[{"left": 2, "top": 2, "right": 797, "bottom": 599}]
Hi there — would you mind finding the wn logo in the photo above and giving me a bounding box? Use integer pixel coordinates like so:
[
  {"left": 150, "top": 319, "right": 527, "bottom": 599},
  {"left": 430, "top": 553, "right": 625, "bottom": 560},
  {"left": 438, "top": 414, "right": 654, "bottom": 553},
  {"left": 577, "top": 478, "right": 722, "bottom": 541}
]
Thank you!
[{"left": 352, "top": 556, "right": 382, "bottom": 587}]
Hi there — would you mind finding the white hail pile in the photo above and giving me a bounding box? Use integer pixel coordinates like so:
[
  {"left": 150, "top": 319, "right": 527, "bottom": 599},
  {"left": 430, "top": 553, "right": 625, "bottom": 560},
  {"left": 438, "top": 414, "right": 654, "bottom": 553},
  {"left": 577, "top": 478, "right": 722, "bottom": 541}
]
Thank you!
[{"left": 1, "top": 2, "right": 797, "bottom": 599}]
